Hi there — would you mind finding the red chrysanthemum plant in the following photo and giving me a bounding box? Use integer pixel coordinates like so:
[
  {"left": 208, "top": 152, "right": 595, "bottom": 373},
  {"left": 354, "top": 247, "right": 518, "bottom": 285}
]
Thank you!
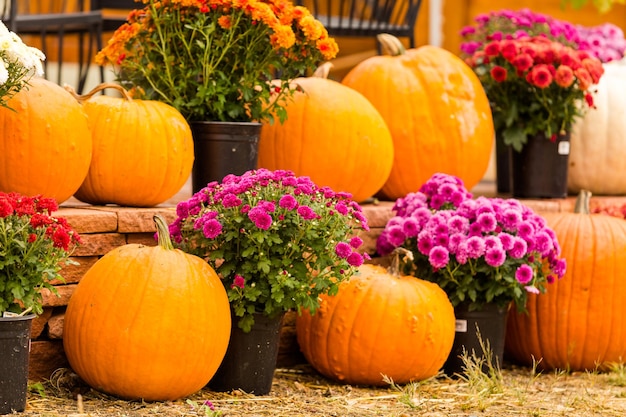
[
  {"left": 465, "top": 36, "right": 605, "bottom": 151},
  {"left": 0, "top": 192, "right": 81, "bottom": 317}
]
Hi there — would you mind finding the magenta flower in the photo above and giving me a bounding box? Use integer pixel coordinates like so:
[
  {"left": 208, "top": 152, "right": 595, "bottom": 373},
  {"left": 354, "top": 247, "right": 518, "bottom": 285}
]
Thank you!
[
  {"left": 335, "top": 201, "right": 348, "bottom": 215},
  {"left": 248, "top": 206, "right": 272, "bottom": 230},
  {"left": 509, "top": 237, "right": 528, "bottom": 258},
  {"left": 335, "top": 242, "right": 352, "bottom": 258},
  {"left": 402, "top": 217, "right": 420, "bottom": 237},
  {"left": 387, "top": 225, "right": 406, "bottom": 247},
  {"left": 477, "top": 212, "right": 497, "bottom": 232},
  {"left": 347, "top": 252, "right": 364, "bottom": 267},
  {"left": 349, "top": 236, "right": 363, "bottom": 249},
  {"left": 297, "top": 205, "right": 317, "bottom": 220},
  {"left": 202, "top": 219, "right": 222, "bottom": 239},
  {"left": 516, "top": 264, "right": 534, "bottom": 284},
  {"left": 417, "top": 233, "right": 434, "bottom": 256},
  {"left": 231, "top": 274, "right": 245, "bottom": 289},
  {"left": 464, "top": 236, "right": 485, "bottom": 259},
  {"left": 222, "top": 193, "right": 242, "bottom": 208},
  {"left": 429, "top": 246, "right": 449, "bottom": 269},
  {"left": 278, "top": 194, "right": 298, "bottom": 210},
  {"left": 485, "top": 247, "right": 506, "bottom": 267}
]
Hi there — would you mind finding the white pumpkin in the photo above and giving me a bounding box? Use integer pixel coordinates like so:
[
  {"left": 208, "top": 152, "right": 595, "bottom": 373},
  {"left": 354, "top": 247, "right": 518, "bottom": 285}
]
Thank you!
[{"left": 568, "top": 59, "right": 626, "bottom": 195}]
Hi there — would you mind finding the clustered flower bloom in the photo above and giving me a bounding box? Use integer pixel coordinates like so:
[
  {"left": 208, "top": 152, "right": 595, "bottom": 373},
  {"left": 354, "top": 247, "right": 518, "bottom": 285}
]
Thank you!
[
  {"left": 0, "top": 20, "right": 45, "bottom": 109},
  {"left": 0, "top": 192, "right": 80, "bottom": 315},
  {"left": 169, "top": 169, "right": 369, "bottom": 332},
  {"left": 96, "top": 0, "right": 339, "bottom": 123},
  {"left": 460, "top": 9, "right": 626, "bottom": 63},
  {"left": 577, "top": 23, "right": 626, "bottom": 63},
  {"left": 465, "top": 36, "right": 604, "bottom": 151},
  {"left": 377, "top": 173, "right": 567, "bottom": 311}
]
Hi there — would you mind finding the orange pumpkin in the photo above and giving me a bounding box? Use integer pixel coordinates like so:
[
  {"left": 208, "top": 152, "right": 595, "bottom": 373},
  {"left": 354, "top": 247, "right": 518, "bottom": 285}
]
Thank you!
[
  {"left": 0, "top": 77, "right": 92, "bottom": 203},
  {"left": 63, "top": 215, "right": 231, "bottom": 401},
  {"left": 258, "top": 66, "right": 394, "bottom": 203},
  {"left": 505, "top": 191, "right": 626, "bottom": 370},
  {"left": 342, "top": 34, "right": 494, "bottom": 200},
  {"left": 69, "top": 83, "right": 194, "bottom": 207},
  {"left": 296, "top": 258, "right": 455, "bottom": 385}
]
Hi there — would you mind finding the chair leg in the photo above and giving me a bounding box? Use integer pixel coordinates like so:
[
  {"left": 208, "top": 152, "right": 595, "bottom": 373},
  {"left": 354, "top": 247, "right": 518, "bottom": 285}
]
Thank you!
[
  {"left": 58, "top": 27, "right": 66, "bottom": 86},
  {"left": 96, "top": 22, "right": 105, "bottom": 90},
  {"left": 78, "top": 31, "right": 86, "bottom": 92}
]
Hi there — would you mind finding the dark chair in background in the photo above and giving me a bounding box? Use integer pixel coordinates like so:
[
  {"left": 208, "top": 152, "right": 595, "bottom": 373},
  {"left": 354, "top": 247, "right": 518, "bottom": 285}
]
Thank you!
[
  {"left": 1, "top": 0, "right": 104, "bottom": 93},
  {"left": 298, "top": 0, "right": 423, "bottom": 50},
  {"left": 90, "top": 0, "right": 139, "bottom": 33}
]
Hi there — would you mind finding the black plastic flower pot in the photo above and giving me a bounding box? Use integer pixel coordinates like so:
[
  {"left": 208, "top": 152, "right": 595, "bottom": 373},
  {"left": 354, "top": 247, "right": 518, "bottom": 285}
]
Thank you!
[
  {"left": 0, "top": 314, "right": 34, "bottom": 414},
  {"left": 511, "top": 132, "right": 570, "bottom": 199},
  {"left": 208, "top": 312, "right": 284, "bottom": 395},
  {"left": 190, "top": 121, "right": 261, "bottom": 194},
  {"left": 443, "top": 303, "right": 508, "bottom": 377}
]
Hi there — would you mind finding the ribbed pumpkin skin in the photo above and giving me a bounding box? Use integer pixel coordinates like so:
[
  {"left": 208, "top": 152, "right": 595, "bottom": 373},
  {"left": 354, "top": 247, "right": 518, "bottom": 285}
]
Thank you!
[
  {"left": 296, "top": 264, "right": 455, "bottom": 385},
  {"left": 74, "top": 93, "right": 194, "bottom": 207},
  {"left": 0, "top": 77, "right": 92, "bottom": 203},
  {"left": 568, "top": 63, "right": 626, "bottom": 195},
  {"left": 342, "top": 45, "right": 494, "bottom": 200},
  {"left": 505, "top": 212, "right": 626, "bottom": 371},
  {"left": 63, "top": 243, "right": 231, "bottom": 401},
  {"left": 258, "top": 77, "right": 394, "bottom": 203}
]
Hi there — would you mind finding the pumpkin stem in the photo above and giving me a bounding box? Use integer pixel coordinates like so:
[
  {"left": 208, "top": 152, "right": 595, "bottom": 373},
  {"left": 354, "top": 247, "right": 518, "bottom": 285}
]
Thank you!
[
  {"left": 153, "top": 215, "right": 174, "bottom": 251},
  {"left": 389, "top": 247, "right": 413, "bottom": 276},
  {"left": 376, "top": 33, "right": 406, "bottom": 56},
  {"left": 312, "top": 62, "right": 333, "bottom": 79},
  {"left": 64, "top": 82, "right": 134, "bottom": 104},
  {"left": 574, "top": 190, "right": 592, "bottom": 214}
]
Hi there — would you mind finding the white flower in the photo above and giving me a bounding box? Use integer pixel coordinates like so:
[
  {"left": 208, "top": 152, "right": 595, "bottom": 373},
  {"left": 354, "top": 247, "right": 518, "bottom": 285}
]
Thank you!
[{"left": 0, "top": 19, "right": 45, "bottom": 108}]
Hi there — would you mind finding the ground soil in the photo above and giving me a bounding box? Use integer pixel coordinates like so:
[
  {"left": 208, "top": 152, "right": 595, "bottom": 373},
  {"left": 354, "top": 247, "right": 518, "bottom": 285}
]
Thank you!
[{"left": 15, "top": 360, "right": 626, "bottom": 417}]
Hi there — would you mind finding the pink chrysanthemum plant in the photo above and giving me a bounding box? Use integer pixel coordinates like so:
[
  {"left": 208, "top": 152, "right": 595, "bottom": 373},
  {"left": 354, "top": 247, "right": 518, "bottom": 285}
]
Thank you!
[
  {"left": 460, "top": 9, "right": 626, "bottom": 63},
  {"left": 95, "top": 0, "right": 339, "bottom": 123},
  {"left": 169, "top": 169, "right": 370, "bottom": 332},
  {"left": 465, "top": 36, "right": 604, "bottom": 151},
  {"left": 0, "top": 192, "right": 80, "bottom": 317},
  {"left": 376, "top": 173, "right": 567, "bottom": 312}
]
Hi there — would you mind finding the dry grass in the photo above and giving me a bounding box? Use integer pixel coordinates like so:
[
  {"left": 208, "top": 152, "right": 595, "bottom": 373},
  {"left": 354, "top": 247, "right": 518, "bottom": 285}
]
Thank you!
[{"left": 15, "top": 355, "right": 626, "bottom": 417}]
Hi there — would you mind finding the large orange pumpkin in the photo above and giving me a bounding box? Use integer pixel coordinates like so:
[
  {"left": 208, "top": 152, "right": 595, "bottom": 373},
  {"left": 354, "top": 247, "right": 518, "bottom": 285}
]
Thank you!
[
  {"left": 0, "top": 77, "right": 92, "bottom": 203},
  {"left": 341, "top": 34, "right": 494, "bottom": 200},
  {"left": 69, "top": 83, "right": 194, "bottom": 207},
  {"left": 63, "top": 215, "right": 231, "bottom": 401},
  {"left": 258, "top": 66, "right": 394, "bottom": 203},
  {"left": 505, "top": 191, "right": 626, "bottom": 370},
  {"left": 296, "top": 259, "right": 455, "bottom": 385}
]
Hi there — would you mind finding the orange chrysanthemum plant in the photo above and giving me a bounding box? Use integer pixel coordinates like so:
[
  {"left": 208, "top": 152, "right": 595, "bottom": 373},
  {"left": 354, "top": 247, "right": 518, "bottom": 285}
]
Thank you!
[
  {"left": 96, "top": 0, "right": 339, "bottom": 123},
  {"left": 465, "top": 36, "right": 604, "bottom": 151}
]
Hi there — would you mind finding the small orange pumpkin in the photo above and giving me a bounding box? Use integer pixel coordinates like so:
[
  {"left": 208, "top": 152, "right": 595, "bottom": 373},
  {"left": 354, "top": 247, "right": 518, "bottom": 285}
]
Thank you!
[
  {"left": 505, "top": 190, "right": 626, "bottom": 370},
  {"left": 296, "top": 252, "right": 455, "bottom": 385},
  {"left": 0, "top": 77, "right": 92, "bottom": 202},
  {"left": 342, "top": 34, "right": 494, "bottom": 200},
  {"left": 63, "top": 215, "right": 231, "bottom": 401},
  {"left": 67, "top": 83, "right": 194, "bottom": 207},
  {"left": 258, "top": 65, "right": 394, "bottom": 203}
]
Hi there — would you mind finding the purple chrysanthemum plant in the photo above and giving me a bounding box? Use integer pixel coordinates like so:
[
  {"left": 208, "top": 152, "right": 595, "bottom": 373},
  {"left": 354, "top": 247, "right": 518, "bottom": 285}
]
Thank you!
[
  {"left": 376, "top": 173, "right": 567, "bottom": 312},
  {"left": 169, "top": 169, "right": 370, "bottom": 332}
]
